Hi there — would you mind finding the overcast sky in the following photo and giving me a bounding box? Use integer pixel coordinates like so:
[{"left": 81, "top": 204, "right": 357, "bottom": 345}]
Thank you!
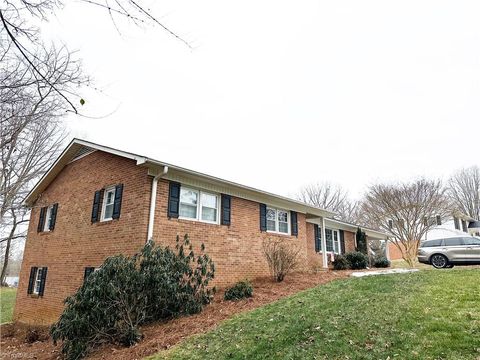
[{"left": 42, "top": 1, "right": 479, "bottom": 199}]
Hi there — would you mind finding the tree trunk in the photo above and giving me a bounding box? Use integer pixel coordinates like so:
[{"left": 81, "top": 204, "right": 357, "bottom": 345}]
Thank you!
[{"left": 1, "top": 212, "right": 17, "bottom": 286}]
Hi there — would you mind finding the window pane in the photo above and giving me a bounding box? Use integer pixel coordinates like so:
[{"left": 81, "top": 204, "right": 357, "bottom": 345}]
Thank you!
[
  {"left": 106, "top": 190, "right": 115, "bottom": 205},
  {"left": 266, "top": 208, "right": 276, "bottom": 221},
  {"left": 325, "top": 229, "right": 334, "bottom": 252},
  {"left": 464, "top": 237, "right": 480, "bottom": 246},
  {"left": 279, "top": 222, "right": 288, "bottom": 233},
  {"left": 444, "top": 237, "right": 464, "bottom": 246},
  {"left": 104, "top": 204, "right": 114, "bottom": 219},
  {"left": 201, "top": 207, "right": 217, "bottom": 222},
  {"left": 180, "top": 188, "right": 198, "bottom": 205},
  {"left": 179, "top": 204, "right": 197, "bottom": 219},
  {"left": 333, "top": 231, "right": 339, "bottom": 253},
  {"left": 423, "top": 239, "right": 443, "bottom": 247},
  {"left": 201, "top": 193, "right": 217, "bottom": 208},
  {"left": 267, "top": 219, "right": 276, "bottom": 231},
  {"left": 277, "top": 211, "right": 288, "bottom": 223}
]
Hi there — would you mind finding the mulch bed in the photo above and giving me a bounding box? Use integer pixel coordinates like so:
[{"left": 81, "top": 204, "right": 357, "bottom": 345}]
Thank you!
[{"left": 1, "top": 270, "right": 354, "bottom": 360}]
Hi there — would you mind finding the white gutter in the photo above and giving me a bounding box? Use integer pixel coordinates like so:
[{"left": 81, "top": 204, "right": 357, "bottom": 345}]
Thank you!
[{"left": 147, "top": 166, "right": 168, "bottom": 242}]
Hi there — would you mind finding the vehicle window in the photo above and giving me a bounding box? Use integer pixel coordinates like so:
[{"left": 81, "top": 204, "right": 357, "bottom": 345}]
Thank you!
[
  {"left": 463, "top": 237, "right": 480, "bottom": 246},
  {"left": 422, "top": 239, "right": 443, "bottom": 247},
  {"left": 444, "top": 237, "right": 464, "bottom": 246}
]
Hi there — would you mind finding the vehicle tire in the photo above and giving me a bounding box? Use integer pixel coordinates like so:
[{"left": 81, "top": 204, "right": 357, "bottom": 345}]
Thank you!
[{"left": 430, "top": 254, "right": 449, "bottom": 269}]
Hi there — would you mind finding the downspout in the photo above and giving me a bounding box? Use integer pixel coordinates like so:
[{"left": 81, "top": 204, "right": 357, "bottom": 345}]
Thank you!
[{"left": 147, "top": 166, "right": 168, "bottom": 242}]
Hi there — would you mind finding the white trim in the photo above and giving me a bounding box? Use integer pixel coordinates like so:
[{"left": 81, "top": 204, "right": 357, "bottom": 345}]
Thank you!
[
  {"left": 100, "top": 186, "right": 116, "bottom": 222},
  {"left": 178, "top": 186, "right": 220, "bottom": 225},
  {"left": 24, "top": 139, "right": 335, "bottom": 220}
]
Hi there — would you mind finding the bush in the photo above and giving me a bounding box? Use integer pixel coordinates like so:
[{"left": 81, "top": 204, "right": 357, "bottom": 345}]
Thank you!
[
  {"left": 262, "top": 238, "right": 301, "bottom": 282},
  {"left": 50, "top": 235, "right": 215, "bottom": 360},
  {"left": 373, "top": 256, "right": 390, "bottom": 268},
  {"left": 345, "top": 252, "right": 369, "bottom": 270},
  {"left": 332, "top": 254, "right": 349, "bottom": 270},
  {"left": 224, "top": 280, "right": 253, "bottom": 301}
]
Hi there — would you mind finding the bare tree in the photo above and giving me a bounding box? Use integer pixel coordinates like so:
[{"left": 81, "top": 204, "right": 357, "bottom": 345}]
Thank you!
[
  {"left": 297, "top": 182, "right": 358, "bottom": 222},
  {"left": 448, "top": 166, "right": 480, "bottom": 220},
  {"left": 262, "top": 238, "right": 301, "bottom": 282},
  {"left": 1, "top": 0, "right": 191, "bottom": 114},
  {"left": 358, "top": 179, "right": 451, "bottom": 267},
  {"left": 0, "top": 45, "right": 71, "bottom": 285}
]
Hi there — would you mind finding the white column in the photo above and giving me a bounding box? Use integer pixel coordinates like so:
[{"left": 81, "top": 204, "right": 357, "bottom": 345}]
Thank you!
[
  {"left": 321, "top": 216, "right": 328, "bottom": 269},
  {"left": 385, "top": 238, "right": 390, "bottom": 260}
]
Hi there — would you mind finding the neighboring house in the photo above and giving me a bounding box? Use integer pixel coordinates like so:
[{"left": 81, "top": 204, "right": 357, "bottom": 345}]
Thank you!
[
  {"left": 14, "top": 139, "right": 387, "bottom": 325},
  {"left": 388, "top": 213, "right": 480, "bottom": 260}
]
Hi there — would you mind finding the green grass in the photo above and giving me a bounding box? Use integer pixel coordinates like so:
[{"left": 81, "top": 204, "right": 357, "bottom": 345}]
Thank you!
[
  {"left": 152, "top": 269, "right": 480, "bottom": 360},
  {"left": 0, "top": 287, "right": 17, "bottom": 324},
  {"left": 390, "top": 258, "right": 431, "bottom": 270}
]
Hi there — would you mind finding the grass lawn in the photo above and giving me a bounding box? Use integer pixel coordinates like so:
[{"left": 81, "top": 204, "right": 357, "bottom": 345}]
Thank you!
[
  {"left": 0, "top": 287, "right": 17, "bottom": 324},
  {"left": 154, "top": 269, "right": 480, "bottom": 360},
  {"left": 390, "top": 258, "right": 431, "bottom": 270}
]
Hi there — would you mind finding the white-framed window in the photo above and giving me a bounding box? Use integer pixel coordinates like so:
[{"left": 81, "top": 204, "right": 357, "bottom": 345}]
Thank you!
[
  {"left": 101, "top": 187, "right": 116, "bottom": 221},
  {"left": 266, "top": 206, "right": 290, "bottom": 234},
  {"left": 179, "top": 186, "right": 219, "bottom": 224},
  {"left": 33, "top": 268, "right": 44, "bottom": 295},
  {"left": 325, "top": 228, "right": 341, "bottom": 254},
  {"left": 43, "top": 205, "right": 55, "bottom": 232}
]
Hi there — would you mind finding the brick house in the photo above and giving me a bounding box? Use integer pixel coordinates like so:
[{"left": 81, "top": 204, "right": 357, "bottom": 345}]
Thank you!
[{"left": 14, "top": 139, "right": 387, "bottom": 325}]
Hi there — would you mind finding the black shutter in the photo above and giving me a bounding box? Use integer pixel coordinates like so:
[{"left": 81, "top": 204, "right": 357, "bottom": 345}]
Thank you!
[
  {"left": 38, "top": 267, "right": 47, "bottom": 296},
  {"left": 84, "top": 267, "right": 95, "bottom": 281},
  {"left": 49, "top": 203, "right": 58, "bottom": 231},
  {"left": 259, "top": 203, "right": 267, "bottom": 231},
  {"left": 436, "top": 215, "right": 442, "bottom": 226},
  {"left": 168, "top": 182, "right": 181, "bottom": 218},
  {"left": 221, "top": 194, "right": 231, "bottom": 226},
  {"left": 112, "top": 184, "right": 124, "bottom": 220},
  {"left": 291, "top": 211, "right": 298, "bottom": 236},
  {"left": 91, "top": 189, "right": 104, "bottom": 223},
  {"left": 339, "top": 230, "right": 345, "bottom": 254},
  {"left": 27, "top": 267, "right": 37, "bottom": 294},
  {"left": 37, "top": 207, "right": 46, "bottom": 232},
  {"left": 314, "top": 224, "right": 319, "bottom": 252}
]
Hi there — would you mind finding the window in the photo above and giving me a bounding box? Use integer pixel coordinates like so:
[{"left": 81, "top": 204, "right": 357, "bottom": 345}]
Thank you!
[
  {"left": 101, "top": 187, "right": 116, "bottom": 221},
  {"left": 464, "top": 237, "right": 480, "bottom": 246},
  {"left": 43, "top": 205, "right": 55, "bottom": 232},
  {"left": 325, "top": 229, "right": 341, "bottom": 253},
  {"left": 454, "top": 217, "right": 460, "bottom": 230},
  {"left": 444, "top": 237, "right": 464, "bottom": 246},
  {"left": 422, "top": 239, "right": 444, "bottom": 247},
  {"left": 179, "top": 187, "right": 219, "bottom": 223},
  {"left": 33, "top": 268, "right": 44, "bottom": 295},
  {"left": 265, "top": 207, "right": 290, "bottom": 234}
]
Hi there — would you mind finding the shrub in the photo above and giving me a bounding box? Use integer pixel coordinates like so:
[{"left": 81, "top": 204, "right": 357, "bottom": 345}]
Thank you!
[
  {"left": 262, "top": 238, "right": 301, "bottom": 282},
  {"left": 345, "top": 251, "right": 369, "bottom": 270},
  {"left": 224, "top": 280, "right": 253, "bottom": 301},
  {"left": 50, "top": 235, "right": 215, "bottom": 360},
  {"left": 373, "top": 256, "right": 390, "bottom": 268},
  {"left": 332, "top": 254, "right": 349, "bottom": 270}
]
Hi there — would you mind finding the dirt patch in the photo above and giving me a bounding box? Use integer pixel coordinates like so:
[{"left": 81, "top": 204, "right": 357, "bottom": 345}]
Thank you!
[{"left": 1, "top": 270, "right": 353, "bottom": 360}]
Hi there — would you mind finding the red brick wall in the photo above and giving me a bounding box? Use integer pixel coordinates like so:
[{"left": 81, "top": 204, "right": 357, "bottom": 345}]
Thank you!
[
  {"left": 14, "top": 151, "right": 152, "bottom": 324},
  {"left": 152, "top": 179, "right": 309, "bottom": 286}
]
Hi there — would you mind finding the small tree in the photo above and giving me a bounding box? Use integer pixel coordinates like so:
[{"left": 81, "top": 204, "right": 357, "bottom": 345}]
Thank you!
[
  {"left": 51, "top": 235, "right": 215, "bottom": 360},
  {"left": 355, "top": 227, "right": 367, "bottom": 254},
  {"left": 262, "top": 238, "right": 301, "bottom": 282},
  {"left": 358, "top": 179, "right": 451, "bottom": 267}
]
